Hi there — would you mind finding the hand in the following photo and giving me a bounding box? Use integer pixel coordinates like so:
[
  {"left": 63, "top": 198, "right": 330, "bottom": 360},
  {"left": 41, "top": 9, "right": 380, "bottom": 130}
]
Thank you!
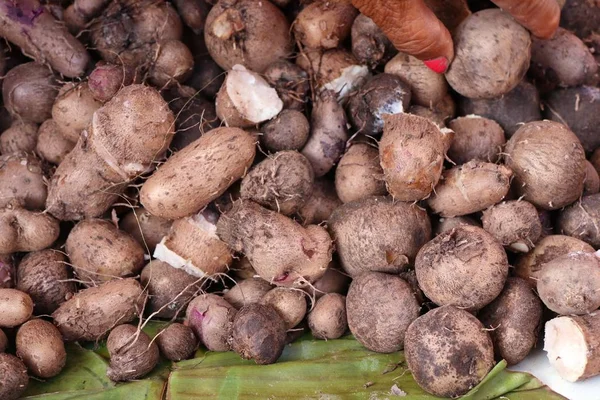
[{"left": 351, "top": 0, "right": 561, "bottom": 73}]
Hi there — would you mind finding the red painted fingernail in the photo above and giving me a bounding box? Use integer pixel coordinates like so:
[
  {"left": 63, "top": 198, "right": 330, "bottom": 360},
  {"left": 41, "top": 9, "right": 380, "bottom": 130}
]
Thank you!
[{"left": 424, "top": 57, "right": 449, "bottom": 74}]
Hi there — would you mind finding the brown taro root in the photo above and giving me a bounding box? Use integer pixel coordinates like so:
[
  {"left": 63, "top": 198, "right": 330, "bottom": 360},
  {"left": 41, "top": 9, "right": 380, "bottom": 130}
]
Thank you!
[
  {"left": 140, "top": 127, "right": 255, "bottom": 220},
  {"left": 537, "top": 251, "right": 600, "bottom": 315},
  {"left": 308, "top": 293, "right": 347, "bottom": 340},
  {"left": 557, "top": 194, "right": 600, "bottom": 247},
  {"left": 240, "top": 151, "right": 314, "bottom": 216},
  {"left": 584, "top": 160, "right": 600, "bottom": 195},
  {"left": 0, "top": 354, "right": 29, "bottom": 400},
  {"left": 46, "top": 85, "right": 175, "bottom": 221},
  {"left": 335, "top": 143, "right": 386, "bottom": 204},
  {"left": 0, "top": 329, "right": 6, "bottom": 352},
  {"left": 153, "top": 209, "right": 232, "bottom": 278},
  {"left": 224, "top": 278, "right": 273, "bottom": 309},
  {"left": 216, "top": 200, "right": 333, "bottom": 287},
  {"left": 293, "top": 1, "right": 357, "bottom": 50},
  {"left": 447, "top": 116, "right": 505, "bottom": 164},
  {"left": 140, "top": 260, "right": 201, "bottom": 319},
  {"left": 409, "top": 93, "right": 456, "bottom": 128},
  {"left": 504, "top": 121, "right": 585, "bottom": 210},
  {"left": 481, "top": 200, "right": 542, "bottom": 253},
  {"left": 0, "top": 288, "right": 33, "bottom": 328},
  {"left": 446, "top": 9, "right": 531, "bottom": 99},
  {"left": 230, "top": 303, "right": 287, "bottom": 365},
  {"left": 63, "top": 0, "right": 111, "bottom": 34},
  {"left": 149, "top": 39, "right": 194, "bottom": 88},
  {"left": 261, "top": 110, "right": 310, "bottom": 152},
  {"left": 157, "top": 323, "right": 198, "bottom": 361},
  {"left": 544, "top": 312, "right": 600, "bottom": 382},
  {"left": 458, "top": 80, "right": 541, "bottom": 137},
  {"left": 204, "top": 0, "right": 292, "bottom": 72},
  {"left": 107, "top": 324, "right": 159, "bottom": 382},
  {"left": 305, "top": 263, "right": 351, "bottom": 300},
  {"left": 17, "top": 250, "right": 76, "bottom": 315},
  {"left": 405, "top": 306, "right": 494, "bottom": 398},
  {"left": 560, "top": 0, "right": 600, "bottom": 39},
  {"left": 347, "top": 74, "right": 411, "bottom": 136},
  {"left": 2, "top": 62, "right": 59, "bottom": 123},
  {"left": 0, "top": 120, "right": 38, "bottom": 154},
  {"left": 329, "top": 196, "right": 431, "bottom": 277},
  {"left": 0, "top": 255, "right": 15, "bottom": 289},
  {"left": 263, "top": 61, "right": 310, "bottom": 111},
  {"left": 35, "top": 120, "right": 75, "bottom": 165},
  {"left": 415, "top": 225, "right": 509, "bottom": 311},
  {"left": 0, "top": 206, "right": 60, "bottom": 254},
  {"left": 261, "top": 287, "right": 307, "bottom": 330},
  {"left": 301, "top": 90, "right": 349, "bottom": 177},
  {"left": 66, "top": 219, "right": 145, "bottom": 284},
  {"left": 52, "top": 278, "right": 145, "bottom": 341},
  {"left": 52, "top": 82, "right": 103, "bottom": 143},
  {"left": 434, "top": 215, "right": 480, "bottom": 236},
  {"left": 298, "top": 178, "right": 342, "bottom": 225},
  {"left": 592, "top": 148, "right": 600, "bottom": 176},
  {"left": 186, "top": 294, "right": 237, "bottom": 352},
  {"left": 16, "top": 319, "right": 66, "bottom": 378},
  {"left": 88, "top": 63, "right": 134, "bottom": 103},
  {"left": 351, "top": 14, "right": 396, "bottom": 68},
  {"left": 479, "top": 277, "right": 543, "bottom": 365},
  {"left": 120, "top": 207, "right": 172, "bottom": 253},
  {"left": 379, "top": 113, "right": 448, "bottom": 202},
  {"left": 0, "top": 153, "right": 47, "bottom": 210},
  {"left": 515, "top": 235, "right": 594, "bottom": 288},
  {"left": 346, "top": 272, "right": 420, "bottom": 353}
]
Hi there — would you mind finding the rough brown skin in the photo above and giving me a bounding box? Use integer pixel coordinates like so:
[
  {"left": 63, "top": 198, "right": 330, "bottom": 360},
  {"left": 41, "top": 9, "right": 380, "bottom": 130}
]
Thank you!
[
  {"left": 351, "top": 13, "right": 396, "bottom": 68},
  {"left": 308, "top": 293, "right": 347, "bottom": 340},
  {"left": 52, "top": 82, "right": 103, "bottom": 143},
  {"left": 458, "top": 80, "right": 541, "bottom": 137},
  {"left": 263, "top": 61, "right": 310, "bottom": 111},
  {"left": 447, "top": 116, "right": 505, "bottom": 164},
  {"left": 185, "top": 294, "right": 237, "bottom": 352},
  {"left": 88, "top": 63, "right": 134, "bottom": 103},
  {"left": 217, "top": 200, "right": 333, "bottom": 287},
  {"left": 17, "top": 250, "right": 76, "bottom": 315},
  {"left": 157, "top": 323, "right": 198, "bottom": 361},
  {"left": 149, "top": 39, "right": 194, "bottom": 88},
  {"left": 446, "top": 9, "right": 531, "bottom": 99},
  {"left": 404, "top": 306, "right": 494, "bottom": 398},
  {"left": 347, "top": 74, "right": 411, "bottom": 137},
  {"left": 204, "top": 0, "right": 292, "bottom": 72},
  {"left": 224, "top": 278, "right": 273, "bottom": 309},
  {"left": 230, "top": 303, "right": 287, "bottom": 365},
  {"left": 415, "top": 225, "right": 509, "bottom": 311},
  {"left": 0, "top": 153, "right": 47, "bottom": 210},
  {"left": 120, "top": 207, "right": 172, "bottom": 253},
  {"left": 0, "top": 353, "right": 29, "bottom": 400},
  {"left": 46, "top": 84, "right": 175, "bottom": 221},
  {"left": 0, "top": 328, "right": 6, "bottom": 352},
  {"left": 584, "top": 160, "right": 600, "bottom": 195},
  {"left": 481, "top": 200, "right": 542, "bottom": 253},
  {"left": 140, "top": 260, "right": 201, "bottom": 319},
  {"left": 261, "top": 287, "right": 307, "bottom": 330},
  {"left": 409, "top": 105, "right": 447, "bottom": 128},
  {"left": 505, "top": 121, "right": 586, "bottom": 210},
  {"left": 0, "top": 120, "right": 38, "bottom": 154},
  {"left": 479, "top": 277, "right": 543, "bottom": 366},
  {"left": 261, "top": 110, "right": 310, "bottom": 152},
  {"left": 63, "top": 0, "right": 111, "bottom": 35},
  {"left": 384, "top": 52, "right": 448, "bottom": 107},
  {"left": 515, "top": 235, "right": 594, "bottom": 288},
  {"left": 35, "top": 119, "right": 75, "bottom": 164},
  {"left": 379, "top": 113, "right": 447, "bottom": 201},
  {"left": 52, "top": 278, "right": 145, "bottom": 341},
  {"left": 16, "top": 319, "right": 66, "bottom": 378},
  {"left": 293, "top": 1, "right": 358, "bottom": 49},
  {"left": 305, "top": 263, "right": 351, "bottom": 300},
  {"left": 140, "top": 127, "right": 255, "bottom": 220},
  {"left": 346, "top": 272, "right": 420, "bottom": 353},
  {"left": 0, "top": 288, "right": 33, "bottom": 328},
  {"left": 107, "top": 324, "right": 159, "bottom": 382},
  {"left": 66, "top": 219, "right": 145, "bottom": 285},
  {"left": 173, "top": 0, "right": 208, "bottom": 34},
  {"left": 544, "top": 86, "right": 600, "bottom": 153},
  {"left": 329, "top": 196, "right": 431, "bottom": 277},
  {"left": 335, "top": 144, "right": 386, "bottom": 204},
  {"left": 0, "top": 254, "right": 15, "bottom": 289},
  {"left": 297, "top": 178, "right": 342, "bottom": 225},
  {"left": 560, "top": 0, "right": 600, "bottom": 39},
  {"left": 240, "top": 151, "right": 314, "bottom": 216},
  {"left": 301, "top": 90, "right": 349, "bottom": 177},
  {"left": 434, "top": 215, "right": 480, "bottom": 236},
  {"left": 2, "top": 62, "right": 58, "bottom": 123},
  {"left": 0, "top": 206, "right": 60, "bottom": 254}
]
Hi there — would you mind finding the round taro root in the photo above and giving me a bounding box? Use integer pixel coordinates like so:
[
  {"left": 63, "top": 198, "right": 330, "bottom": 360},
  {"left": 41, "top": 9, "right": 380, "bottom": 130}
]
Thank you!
[
  {"left": 329, "top": 197, "right": 431, "bottom": 277},
  {"left": 156, "top": 323, "right": 198, "bottom": 361},
  {"left": 584, "top": 161, "right": 600, "bottom": 195},
  {"left": 405, "top": 306, "right": 494, "bottom": 398},
  {"left": 481, "top": 200, "right": 542, "bottom": 253},
  {"left": 261, "top": 110, "right": 310, "bottom": 152},
  {"left": 335, "top": 144, "right": 386, "bottom": 204},
  {"left": 0, "top": 120, "right": 39, "bottom": 154},
  {"left": 537, "top": 251, "right": 600, "bottom": 315},
  {"left": 0, "top": 154, "right": 48, "bottom": 211},
  {"left": 298, "top": 178, "right": 342, "bottom": 225},
  {"left": 447, "top": 116, "right": 505, "bottom": 164},
  {"left": 434, "top": 216, "right": 480, "bottom": 236},
  {"left": 230, "top": 303, "right": 287, "bottom": 365},
  {"left": 515, "top": 235, "right": 594, "bottom": 288},
  {"left": 0, "top": 289, "right": 33, "bottom": 328},
  {"left": 446, "top": 9, "right": 531, "bottom": 99},
  {"left": 504, "top": 121, "right": 586, "bottom": 210},
  {"left": 0, "top": 354, "right": 29, "bottom": 400},
  {"left": 557, "top": 193, "right": 600, "bottom": 247},
  {"left": 107, "top": 324, "right": 160, "bottom": 382},
  {"left": 351, "top": 14, "right": 396, "bottom": 68},
  {"left": 415, "top": 225, "right": 509, "bottom": 311},
  {"left": 120, "top": 207, "right": 173, "bottom": 253},
  {"left": 149, "top": 40, "right": 194, "bottom": 88},
  {"left": 479, "top": 277, "right": 543, "bottom": 365},
  {"left": 35, "top": 119, "right": 76, "bottom": 165},
  {"left": 261, "top": 287, "right": 307, "bottom": 329},
  {"left": 224, "top": 278, "right": 273, "bottom": 309},
  {"left": 52, "top": 82, "right": 102, "bottom": 142},
  {"left": 293, "top": 1, "right": 357, "bottom": 49},
  {"left": 186, "top": 294, "right": 237, "bottom": 352},
  {"left": 306, "top": 264, "right": 351, "bottom": 300},
  {"left": 263, "top": 61, "right": 310, "bottom": 111},
  {"left": 308, "top": 293, "right": 347, "bottom": 340},
  {"left": 347, "top": 272, "right": 420, "bottom": 353},
  {"left": 16, "top": 319, "right": 66, "bottom": 378}
]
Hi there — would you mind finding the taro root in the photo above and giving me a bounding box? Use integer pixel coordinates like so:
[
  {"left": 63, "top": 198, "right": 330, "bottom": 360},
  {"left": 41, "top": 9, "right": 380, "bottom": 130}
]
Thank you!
[
  {"left": 0, "top": 289, "right": 33, "bottom": 328},
  {"left": 0, "top": 328, "right": 6, "bottom": 352},
  {"left": 261, "top": 110, "right": 310, "bottom": 152},
  {"left": 0, "top": 120, "right": 39, "bottom": 154},
  {"left": 559, "top": 0, "right": 600, "bottom": 39},
  {"left": 0, "top": 354, "right": 29, "bottom": 400},
  {"left": 557, "top": 193, "right": 600, "bottom": 247},
  {"left": 186, "top": 294, "right": 237, "bottom": 352},
  {"left": 107, "top": 324, "right": 160, "bottom": 382},
  {"left": 335, "top": 144, "right": 386, "bottom": 204},
  {"left": 298, "top": 178, "right": 342, "bottom": 225},
  {"left": 434, "top": 216, "right": 480, "bottom": 236},
  {"left": 120, "top": 207, "right": 173, "bottom": 253},
  {"left": 224, "top": 278, "right": 273, "bottom": 309},
  {"left": 149, "top": 39, "right": 194, "bottom": 88},
  {"left": 447, "top": 116, "right": 505, "bottom": 164},
  {"left": 261, "top": 287, "right": 307, "bottom": 330},
  {"left": 481, "top": 200, "right": 542, "bottom": 253},
  {"left": 156, "top": 323, "right": 198, "bottom": 361},
  {"left": 263, "top": 61, "right": 310, "bottom": 111},
  {"left": 351, "top": 14, "right": 396, "bottom": 68},
  {"left": 308, "top": 293, "right": 347, "bottom": 340},
  {"left": 35, "top": 119, "right": 76, "bottom": 165},
  {"left": 584, "top": 161, "right": 600, "bottom": 195},
  {"left": 293, "top": 1, "right": 358, "bottom": 50},
  {"left": 305, "top": 264, "right": 351, "bottom": 300},
  {"left": 16, "top": 319, "right": 66, "bottom": 378},
  {"left": 52, "top": 82, "right": 102, "bottom": 143}
]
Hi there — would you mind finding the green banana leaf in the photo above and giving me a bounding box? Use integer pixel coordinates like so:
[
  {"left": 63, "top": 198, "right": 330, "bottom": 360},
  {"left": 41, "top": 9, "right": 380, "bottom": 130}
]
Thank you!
[{"left": 20, "top": 322, "right": 565, "bottom": 400}]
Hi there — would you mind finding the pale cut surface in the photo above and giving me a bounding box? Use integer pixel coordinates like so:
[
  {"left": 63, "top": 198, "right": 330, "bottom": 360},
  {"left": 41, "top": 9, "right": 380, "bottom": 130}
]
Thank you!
[
  {"left": 226, "top": 65, "right": 283, "bottom": 123},
  {"left": 545, "top": 317, "right": 587, "bottom": 382},
  {"left": 323, "top": 65, "right": 370, "bottom": 100}
]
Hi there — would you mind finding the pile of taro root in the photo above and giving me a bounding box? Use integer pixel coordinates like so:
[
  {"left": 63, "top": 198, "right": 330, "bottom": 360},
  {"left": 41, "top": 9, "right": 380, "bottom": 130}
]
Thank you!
[{"left": 0, "top": 0, "right": 599, "bottom": 398}]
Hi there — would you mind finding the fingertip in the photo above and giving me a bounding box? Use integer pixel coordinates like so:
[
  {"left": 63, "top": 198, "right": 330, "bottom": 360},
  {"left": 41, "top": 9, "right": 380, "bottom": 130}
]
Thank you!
[{"left": 424, "top": 57, "right": 449, "bottom": 74}]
